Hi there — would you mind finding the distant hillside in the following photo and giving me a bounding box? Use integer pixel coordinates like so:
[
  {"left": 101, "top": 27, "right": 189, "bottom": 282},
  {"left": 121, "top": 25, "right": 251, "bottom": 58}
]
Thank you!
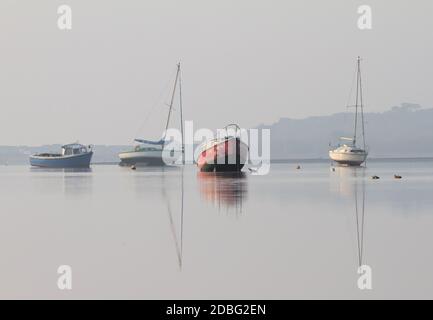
[
  {"left": 257, "top": 103, "right": 433, "bottom": 159},
  {"left": 1, "top": 103, "right": 432, "bottom": 164}
]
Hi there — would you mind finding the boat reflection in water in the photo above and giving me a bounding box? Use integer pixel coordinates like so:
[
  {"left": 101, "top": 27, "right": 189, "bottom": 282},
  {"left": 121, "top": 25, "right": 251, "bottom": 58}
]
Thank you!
[
  {"left": 352, "top": 171, "right": 366, "bottom": 269},
  {"left": 29, "top": 167, "right": 93, "bottom": 196},
  {"left": 331, "top": 166, "right": 368, "bottom": 272},
  {"left": 162, "top": 168, "right": 184, "bottom": 270},
  {"left": 197, "top": 172, "right": 248, "bottom": 214},
  {"left": 330, "top": 165, "right": 365, "bottom": 198},
  {"left": 29, "top": 167, "right": 92, "bottom": 173},
  {"left": 132, "top": 166, "right": 185, "bottom": 269},
  {"left": 62, "top": 169, "right": 93, "bottom": 196}
]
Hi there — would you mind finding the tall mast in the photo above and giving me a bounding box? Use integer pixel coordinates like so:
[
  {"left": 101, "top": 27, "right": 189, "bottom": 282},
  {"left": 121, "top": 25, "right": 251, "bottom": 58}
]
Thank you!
[
  {"left": 164, "top": 64, "right": 181, "bottom": 140},
  {"left": 358, "top": 58, "right": 366, "bottom": 151},
  {"left": 353, "top": 56, "right": 360, "bottom": 146},
  {"left": 178, "top": 62, "right": 185, "bottom": 164}
]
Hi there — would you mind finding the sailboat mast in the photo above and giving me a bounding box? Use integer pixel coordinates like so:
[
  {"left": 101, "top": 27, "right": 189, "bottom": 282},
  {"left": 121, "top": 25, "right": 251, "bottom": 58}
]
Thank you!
[
  {"left": 353, "top": 56, "right": 360, "bottom": 146},
  {"left": 358, "top": 58, "right": 366, "bottom": 151},
  {"left": 180, "top": 166, "right": 184, "bottom": 265},
  {"left": 164, "top": 64, "right": 181, "bottom": 138},
  {"left": 178, "top": 63, "right": 185, "bottom": 164}
]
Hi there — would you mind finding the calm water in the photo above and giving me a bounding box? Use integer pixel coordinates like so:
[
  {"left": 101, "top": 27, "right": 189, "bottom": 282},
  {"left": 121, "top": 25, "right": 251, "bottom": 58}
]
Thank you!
[{"left": 1, "top": 160, "right": 433, "bottom": 299}]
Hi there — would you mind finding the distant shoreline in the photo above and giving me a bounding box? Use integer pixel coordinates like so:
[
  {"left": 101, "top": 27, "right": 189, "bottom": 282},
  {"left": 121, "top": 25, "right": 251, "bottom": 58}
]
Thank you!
[
  {"left": 64, "top": 157, "right": 433, "bottom": 166},
  {"left": 271, "top": 157, "right": 433, "bottom": 163},
  {"left": 2, "top": 157, "right": 433, "bottom": 166}
]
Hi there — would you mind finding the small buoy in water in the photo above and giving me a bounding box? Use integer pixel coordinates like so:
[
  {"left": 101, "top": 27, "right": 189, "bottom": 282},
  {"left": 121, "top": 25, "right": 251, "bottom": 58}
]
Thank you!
[
  {"left": 371, "top": 175, "right": 380, "bottom": 180},
  {"left": 394, "top": 174, "right": 402, "bottom": 179},
  {"left": 296, "top": 165, "right": 301, "bottom": 170},
  {"left": 131, "top": 165, "right": 136, "bottom": 170}
]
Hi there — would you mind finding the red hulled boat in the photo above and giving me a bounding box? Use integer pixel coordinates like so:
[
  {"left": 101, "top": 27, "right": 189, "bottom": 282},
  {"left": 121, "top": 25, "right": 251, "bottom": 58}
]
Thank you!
[{"left": 196, "top": 124, "right": 249, "bottom": 172}]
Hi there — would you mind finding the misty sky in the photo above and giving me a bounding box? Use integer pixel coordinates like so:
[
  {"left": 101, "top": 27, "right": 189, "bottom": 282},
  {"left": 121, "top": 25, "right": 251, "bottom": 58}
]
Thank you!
[{"left": 0, "top": 0, "right": 432, "bottom": 145}]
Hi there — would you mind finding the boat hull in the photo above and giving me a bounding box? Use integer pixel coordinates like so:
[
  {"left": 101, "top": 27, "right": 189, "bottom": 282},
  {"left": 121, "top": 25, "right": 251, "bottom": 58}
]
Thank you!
[
  {"left": 29, "top": 152, "right": 93, "bottom": 168},
  {"left": 119, "top": 150, "right": 180, "bottom": 166},
  {"left": 197, "top": 137, "right": 248, "bottom": 172},
  {"left": 329, "top": 150, "right": 367, "bottom": 166}
]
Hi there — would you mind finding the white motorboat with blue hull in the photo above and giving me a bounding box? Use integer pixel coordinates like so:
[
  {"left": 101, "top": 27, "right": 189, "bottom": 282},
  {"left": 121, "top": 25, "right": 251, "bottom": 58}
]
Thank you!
[{"left": 30, "top": 144, "right": 93, "bottom": 168}]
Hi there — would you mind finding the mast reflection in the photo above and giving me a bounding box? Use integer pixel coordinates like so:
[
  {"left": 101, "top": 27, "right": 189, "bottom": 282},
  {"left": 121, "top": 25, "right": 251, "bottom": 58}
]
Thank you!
[
  {"left": 332, "top": 166, "right": 367, "bottom": 268},
  {"left": 353, "top": 173, "right": 366, "bottom": 268},
  {"left": 161, "top": 168, "right": 184, "bottom": 270}
]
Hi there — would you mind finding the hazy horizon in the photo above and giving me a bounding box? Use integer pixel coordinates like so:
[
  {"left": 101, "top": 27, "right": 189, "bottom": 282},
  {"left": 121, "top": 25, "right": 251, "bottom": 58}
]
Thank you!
[
  {"left": 1, "top": 103, "right": 432, "bottom": 165},
  {"left": 1, "top": 0, "right": 432, "bottom": 145},
  {"left": 0, "top": 102, "right": 430, "bottom": 148}
]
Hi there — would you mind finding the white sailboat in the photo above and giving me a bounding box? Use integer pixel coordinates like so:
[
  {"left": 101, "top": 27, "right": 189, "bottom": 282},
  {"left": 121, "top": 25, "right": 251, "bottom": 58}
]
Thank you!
[
  {"left": 329, "top": 57, "right": 368, "bottom": 166},
  {"left": 119, "top": 63, "right": 184, "bottom": 166}
]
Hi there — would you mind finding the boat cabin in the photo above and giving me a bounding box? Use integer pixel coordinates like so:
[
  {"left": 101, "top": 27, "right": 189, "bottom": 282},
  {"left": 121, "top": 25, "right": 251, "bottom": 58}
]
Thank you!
[
  {"left": 62, "top": 144, "right": 89, "bottom": 156},
  {"left": 334, "top": 144, "right": 366, "bottom": 154}
]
